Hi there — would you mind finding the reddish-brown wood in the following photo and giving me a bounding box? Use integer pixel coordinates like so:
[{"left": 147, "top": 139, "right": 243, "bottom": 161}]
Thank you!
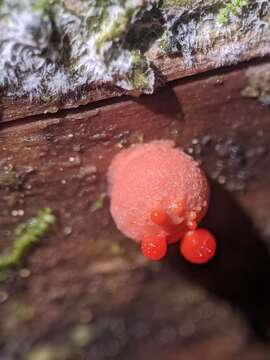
[
  {"left": 0, "top": 61, "right": 270, "bottom": 359},
  {"left": 1, "top": 44, "right": 269, "bottom": 123}
]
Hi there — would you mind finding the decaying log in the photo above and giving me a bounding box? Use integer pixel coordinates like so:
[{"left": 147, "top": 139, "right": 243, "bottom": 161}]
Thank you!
[
  {"left": 1, "top": 0, "right": 269, "bottom": 122},
  {"left": 0, "top": 60, "right": 270, "bottom": 359}
]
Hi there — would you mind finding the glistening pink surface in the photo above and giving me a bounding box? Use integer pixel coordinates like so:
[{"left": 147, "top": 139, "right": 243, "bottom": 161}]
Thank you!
[{"left": 108, "top": 140, "right": 209, "bottom": 246}]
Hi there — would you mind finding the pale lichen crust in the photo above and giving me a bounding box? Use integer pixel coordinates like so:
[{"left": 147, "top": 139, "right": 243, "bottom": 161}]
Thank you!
[
  {"left": 0, "top": 0, "right": 269, "bottom": 103},
  {"left": 159, "top": 0, "right": 269, "bottom": 66},
  {"left": 242, "top": 64, "right": 270, "bottom": 106}
]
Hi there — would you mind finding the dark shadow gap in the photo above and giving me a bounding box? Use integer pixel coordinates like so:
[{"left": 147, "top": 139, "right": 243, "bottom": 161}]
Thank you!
[{"left": 167, "top": 180, "right": 270, "bottom": 340}]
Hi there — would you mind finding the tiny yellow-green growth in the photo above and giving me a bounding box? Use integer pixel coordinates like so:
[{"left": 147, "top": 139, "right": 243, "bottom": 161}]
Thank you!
[
  {"left": 32, "top": 0, "right": 55, "bottom": 14},
  {"left": 131, "top": 67, "right": 149, "bottom": 91},
  {"left": 90, "top": 193, "right": 106, "bottom": 212},
  {"left": 162, "top": 0, "right": 191, "bottom": 8},
  {"left": 217, "top": 0, "right": 248, "bottom": 25},
  {"left": 158, "top": 31, "right": 171, "bottom": 55},
  {"left": 96, "top": 7, "right": 135, "bottom": 49},
  {"left": 129, "top": 51, "right": 150, "bottom": 91},
  {"left": 0, "top": 208, "right": 55, "bottom": 278}
]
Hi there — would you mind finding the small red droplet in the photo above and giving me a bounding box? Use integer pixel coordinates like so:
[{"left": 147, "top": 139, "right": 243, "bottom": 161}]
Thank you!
[
  {"left": 151, "top": 209, "right": 176, "bottom": 235},
  {"left": 187, "top": 220, "right": 197, "bottom": 230},
  {"left": 180, "top": 228, "right": 217, "bottom": 264},
  {"left": 141, "top": 235, "right": 167, "bottom": 261},
  {"left": 151, "top": 209, "right": 169, "bottom": 226}
]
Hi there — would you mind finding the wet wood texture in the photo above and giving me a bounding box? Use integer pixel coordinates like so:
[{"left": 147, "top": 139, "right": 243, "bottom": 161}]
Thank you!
[
  {"left": 1, "top": 42, "right": 269, "bottom": 123},
  {"left": 0, "top": 60, "right": 270, "bottom": 359}
]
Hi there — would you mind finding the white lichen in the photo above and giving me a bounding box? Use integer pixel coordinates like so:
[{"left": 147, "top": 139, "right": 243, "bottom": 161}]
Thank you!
[
  {"left": 160, "top": 0, "right": 270, "bottom": 66},
  {"left": 0, "top": 0, "right": 158, "bottom": 100},
  {"left": 0, "top": 0, "right": 269, "bottom": 102}
]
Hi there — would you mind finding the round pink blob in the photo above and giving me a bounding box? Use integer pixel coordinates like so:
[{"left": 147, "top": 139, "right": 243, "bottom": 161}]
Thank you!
[{"left": 108, "top": 140, "right": 209, "bottom": 243}]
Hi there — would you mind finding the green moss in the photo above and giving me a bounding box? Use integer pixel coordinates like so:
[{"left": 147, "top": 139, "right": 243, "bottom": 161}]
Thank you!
[
  {"left": 90, "top": 193, "right": 106, "bottom": 212},
  {"left": 217, "top": 0, "right": 248, "bottom": 25},
  {"left": 162, "top": 0, "right": 191, "bottom": 8},
  {"left": 158, "top": 31, "right": 171, "bottom": 55},
  {"left": 32, "top": 0, "right": 55, "bottom": 14},
  {"left": 129, "top": 51, "right": 151, "bottom": 91},
  {"left": 96, "top": 7, "right": 135, "bottom": 49},
  {"left": 131, "top": 70, "right": 149, "bottom": 90},
  {"left": 85, "top": 2, "right": 110, "bottom": 33},
  {"left": 0, "top": 208, "right": 55, "bottom": 278}
]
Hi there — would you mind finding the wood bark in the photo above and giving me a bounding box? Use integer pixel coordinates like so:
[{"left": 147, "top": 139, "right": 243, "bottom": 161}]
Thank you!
[{"left": 0, "top": 60, "right": 270, "bottom": 359}]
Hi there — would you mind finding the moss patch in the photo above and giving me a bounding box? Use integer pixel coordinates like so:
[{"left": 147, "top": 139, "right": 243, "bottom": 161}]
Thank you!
[
  {"left": 217, "top": 0, "right": 248, "bottom": 25},
  {"left": 96, "top": 7, "right": 135, "bottom": 49},
  {"left": 32, "top": 0, "right": 54, "bottom": 13},
  {"left": 90, "top": 193, "right": 106, "bottom": 212},
  {"left": 129, "top": 51, "right": 152, "bottom": 91},
  {"left": 0, "top": 208, "right": 55, "bottom": 279},
  {"left": 162, "top": 0, "right": 192, "bottom": 8}
]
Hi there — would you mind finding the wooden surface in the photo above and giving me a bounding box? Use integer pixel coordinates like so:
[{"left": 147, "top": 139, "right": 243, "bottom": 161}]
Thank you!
[
  {"left": 1, "top": 50, "right": 269, "bottom": 124},
  {"left": 0, "top": 60, "right": 270, "bottom": 359}
]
